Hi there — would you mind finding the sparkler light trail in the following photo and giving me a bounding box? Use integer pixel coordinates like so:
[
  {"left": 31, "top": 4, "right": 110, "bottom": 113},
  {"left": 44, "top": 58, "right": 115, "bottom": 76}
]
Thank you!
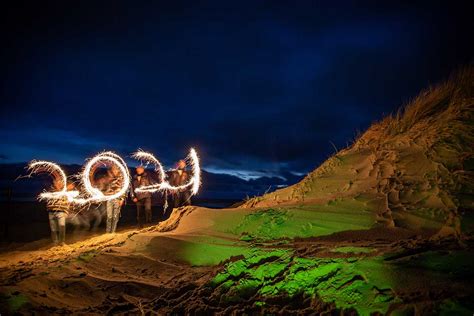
[
  {"left": 26, "top": 160, "right": 79, "bottom": 201},
  {"left": 131, "top": 150, "right": 166, "bottom": 183},
  {"left": 27, "top": 149, "right": 198, "bottom": 206},
  {"left": 27, "top": 152, "right": 130, "bottom": 206},
  {"left": 133, "top": 148, "right": 201, "bottom": 195},
  {"left": 75, "top": 151, "right": 131, "bottom": 205}
]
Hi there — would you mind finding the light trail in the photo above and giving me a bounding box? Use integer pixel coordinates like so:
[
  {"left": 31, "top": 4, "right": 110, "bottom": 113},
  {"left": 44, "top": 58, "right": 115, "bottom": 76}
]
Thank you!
[
  {"left": 27, "top": 161, "right": 79, "bottom": 201},
  {"left": 131, "top": 150, "right": 166, "bottom": 182},
  {"left": 132, "top": 148, "right": 201, "bottom": 195},
  {"left": 28, "top": 152, "right": 130, "bottom": 205},
  {"left": 75, "top": 151, "right": 131, "bottom": 204},
  {"left": 27, "top": 149, "right": 199, "bottom": 206}
]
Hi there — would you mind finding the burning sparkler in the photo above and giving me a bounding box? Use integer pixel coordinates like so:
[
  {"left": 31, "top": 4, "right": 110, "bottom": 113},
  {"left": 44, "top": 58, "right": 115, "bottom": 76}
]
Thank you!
[
  {"left": 26, "top": 160, "right": 79, "bottom": 201},
  {"left": 27, "top": 149, "right": 197, "bottom": 206},
  {"left": 27, "top": 152, "right": 130, "bottom": 206},
  {"left": 75, "top": 151, "right": 131, "bottom": 205},
  {"left": 131, "top": 150, "right": 166, "bottom": 183},
  {"left": 132, "top": 148, "right": 201, "bottom": 195}
]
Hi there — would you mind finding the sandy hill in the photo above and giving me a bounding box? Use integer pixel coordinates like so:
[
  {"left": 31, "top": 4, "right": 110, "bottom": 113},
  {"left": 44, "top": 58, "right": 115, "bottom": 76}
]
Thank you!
[{"left": 242, "top": 67, "right": 474, "bottom": 237}]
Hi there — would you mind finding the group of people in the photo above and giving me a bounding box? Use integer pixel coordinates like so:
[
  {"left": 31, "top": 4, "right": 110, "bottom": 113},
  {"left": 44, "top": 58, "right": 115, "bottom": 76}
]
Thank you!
[{"left": 46, "top": 160, "right": 192, "bottom": 245}]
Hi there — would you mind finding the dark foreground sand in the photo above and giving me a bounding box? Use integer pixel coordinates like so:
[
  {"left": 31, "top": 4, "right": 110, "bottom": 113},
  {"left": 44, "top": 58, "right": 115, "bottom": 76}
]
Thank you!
[{"left": 0, "top": 206, "right": 472, "bottom": 315}]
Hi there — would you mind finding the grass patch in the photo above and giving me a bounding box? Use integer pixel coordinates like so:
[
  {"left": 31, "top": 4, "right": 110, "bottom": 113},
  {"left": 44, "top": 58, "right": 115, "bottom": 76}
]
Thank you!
[
  {"left": 332, "top": 246, "right": 375, "bottom": 254},
  {"left": 437, "top": 298, "right": 473, "bottom": 316},
  {"left": 394, "top": 250, "right": 474, "bottom": 279},
  {"left": 211, "top": 250, "right": 397, "bottom": 316},
  {"left": 0, "top": 292, "right": 29, "bottom": 313},
  {"left": 180, "top": 236, "right": 257, "bottom": 266},
  {"left": 214, "top": 199, "right": 375, "bottom": 242},
  {"left": 76, "top": 250, "right": 97, "bottom": 263}
]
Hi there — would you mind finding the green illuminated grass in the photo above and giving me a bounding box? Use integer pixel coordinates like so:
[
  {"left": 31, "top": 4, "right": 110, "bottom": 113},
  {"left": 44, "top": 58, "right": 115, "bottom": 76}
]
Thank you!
[
  {"left": 181, "top": 240, "right": 253, "bottom": 266},
  {"left": 211, "top": 199, "right": 375, "bottom": 242},
  {"left": 0, "top": 292, "right": 29, "bottom": 313},
  {"left": 392, "top": 250, "right": 474, "bottom": 278},
  {"left": 178, "top": 235, "right": 276, "bottom": 266},
  {"left": 178, "top": 198, "right": 376, "bottom": 266},
  {"left": 332, "top": 246, "right": 375, "bottom": 254},
  {"left": 211, "top": 250, "right": 397, "bottom": 316},
  {"left": 76, "top": 250, "right": 97, "bottom": 263},
  {"left": 437, "top": 299, "right": 473, "bottom": 316}
]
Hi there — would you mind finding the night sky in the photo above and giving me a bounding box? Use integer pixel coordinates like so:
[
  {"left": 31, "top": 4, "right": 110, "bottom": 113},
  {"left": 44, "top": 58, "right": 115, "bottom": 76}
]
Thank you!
[{"left": 1, "top": 1, "right": 473, "bottom": 180}]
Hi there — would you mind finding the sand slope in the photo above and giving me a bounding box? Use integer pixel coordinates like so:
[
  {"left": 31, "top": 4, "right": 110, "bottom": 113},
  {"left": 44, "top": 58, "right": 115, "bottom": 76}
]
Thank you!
[{"left": 243, "top": 68, "right": 474, "bottom": 238}]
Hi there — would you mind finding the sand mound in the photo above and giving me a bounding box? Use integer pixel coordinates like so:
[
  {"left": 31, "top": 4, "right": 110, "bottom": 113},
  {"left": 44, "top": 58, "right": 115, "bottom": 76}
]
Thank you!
[{"left": 242, "top": 67, "right": 474, "bottom": 237}]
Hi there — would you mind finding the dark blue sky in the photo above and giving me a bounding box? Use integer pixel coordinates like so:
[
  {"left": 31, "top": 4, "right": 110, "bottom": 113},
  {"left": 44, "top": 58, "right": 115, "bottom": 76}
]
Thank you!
[{"left": 1, "top": 1, "right": 473, "bottom": 180}]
